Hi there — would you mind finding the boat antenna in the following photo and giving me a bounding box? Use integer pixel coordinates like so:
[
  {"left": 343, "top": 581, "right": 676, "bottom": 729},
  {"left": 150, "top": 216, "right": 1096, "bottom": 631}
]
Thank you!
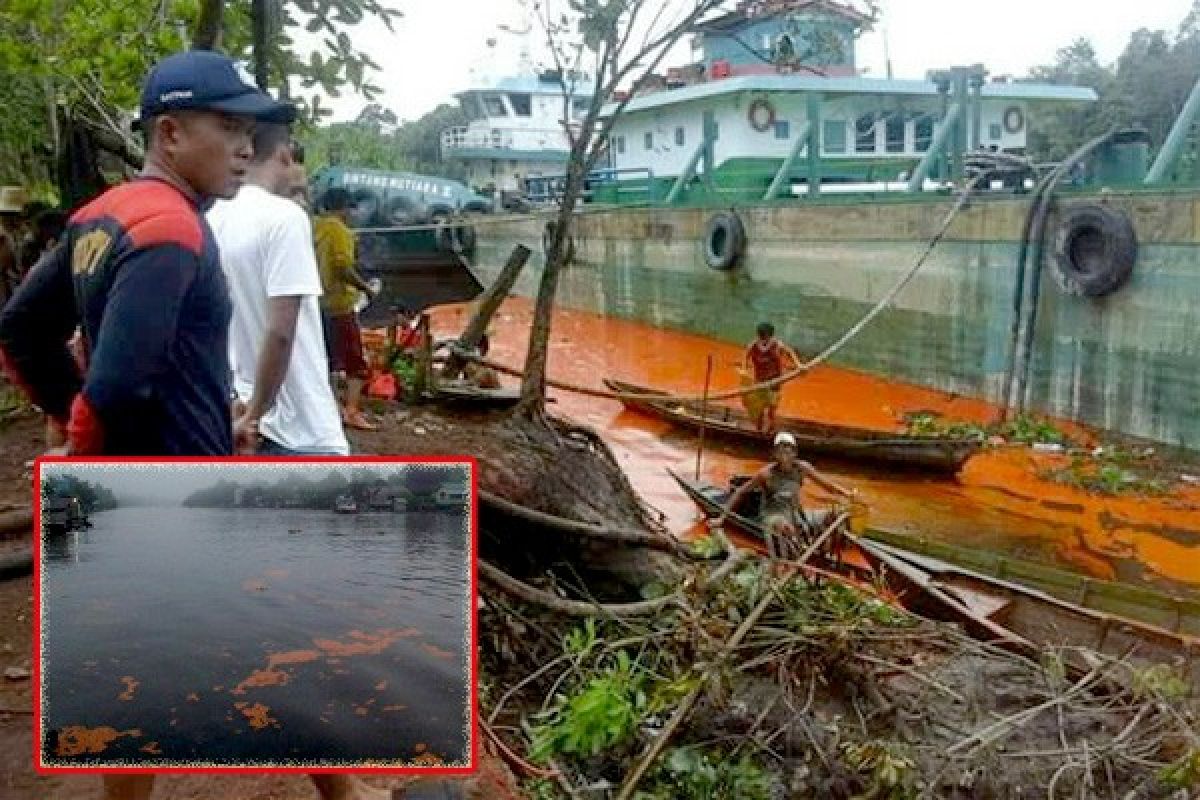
[{"left": 883, "top": 26, "right": 893, "bottom": 80}]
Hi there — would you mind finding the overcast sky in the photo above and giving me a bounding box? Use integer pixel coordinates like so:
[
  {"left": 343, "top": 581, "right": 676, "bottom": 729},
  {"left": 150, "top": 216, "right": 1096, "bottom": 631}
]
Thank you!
[
  {"left": 43, "top": 463, "right": 466, "bottom": 506},
  {"left": 315, "top": 0, "right": 1198, "bottom": 123}
]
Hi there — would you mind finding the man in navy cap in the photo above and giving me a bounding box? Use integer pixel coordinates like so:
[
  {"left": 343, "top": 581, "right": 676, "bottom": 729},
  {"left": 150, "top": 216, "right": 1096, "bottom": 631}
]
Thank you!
[{"left": 0, "top": 50, "right": 293, "bottom": 455}]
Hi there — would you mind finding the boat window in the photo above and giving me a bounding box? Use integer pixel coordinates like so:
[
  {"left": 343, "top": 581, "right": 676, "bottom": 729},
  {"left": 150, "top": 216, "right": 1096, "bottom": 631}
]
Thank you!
[
  {"left": 855, "top": 113, "right": 876, "bottom": 153},
  {"left": 989, "top": 122, "right": 1003, "bottom": 141},
  {"left": 824, "top": 120, "right": 846, "bottom": 153},
  {"left": 914, "top": 116, "right": 934, "bottom": 152},
  {"left": 645, "top": 131, "right": 653, "bottom": 150},
  {"left": 482, "top": 95, "right": 508, "bottom": 117},
  {"left": 885, "top": 115, "right": 905, "bottom": 153},
  {"left": 572, "top": 96, "right": 591, "bottom": 115},
  {"left": 461, "top": 95, "right": 484, "bottom": 121},
  {"left": 774, "top": 120, "right": 790, "bottom": 140},
  {"left": 675, "top": 127, "right": 686, "bottom": 147},
  {"left": 508, "top": 93, "right": 532, "bottom": 116},
  {"left": 615, "top": 135, "right": 626, "bottom": 154}
]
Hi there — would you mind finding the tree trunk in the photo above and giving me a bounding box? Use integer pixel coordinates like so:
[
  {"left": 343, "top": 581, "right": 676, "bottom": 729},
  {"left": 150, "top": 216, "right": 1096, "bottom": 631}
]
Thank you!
[
  {"left": 442, "top": 245, "right": 531, "bottom": 380},
  {"left": 252, "top": 0, "right": 270, "bottom": 89},
  {"left": 412, "top": 313, "right": 433, "bottom": 397},
  {"left": 193, "top": 0, "right": 225, "bottom": 51},
  {"left": 514, "top": 160, "right": 586, "bottom": 417}
]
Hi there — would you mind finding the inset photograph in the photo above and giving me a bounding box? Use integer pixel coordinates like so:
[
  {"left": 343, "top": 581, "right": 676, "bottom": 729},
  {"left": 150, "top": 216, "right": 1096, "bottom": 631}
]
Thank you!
[{"left": 35, "top": 459, "right": 474, "bottom": 771}]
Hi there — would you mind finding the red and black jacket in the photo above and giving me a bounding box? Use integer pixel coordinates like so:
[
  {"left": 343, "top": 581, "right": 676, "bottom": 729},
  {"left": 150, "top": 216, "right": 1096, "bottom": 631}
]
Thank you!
[{"left": 0, "top": 178, "right": 233, "bottom": 456}]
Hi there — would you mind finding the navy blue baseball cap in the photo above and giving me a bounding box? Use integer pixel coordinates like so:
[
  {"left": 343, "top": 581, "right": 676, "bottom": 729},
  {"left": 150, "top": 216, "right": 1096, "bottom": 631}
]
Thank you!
[{"left": 137, "top": 50, "right": 296, "bottom": 126}]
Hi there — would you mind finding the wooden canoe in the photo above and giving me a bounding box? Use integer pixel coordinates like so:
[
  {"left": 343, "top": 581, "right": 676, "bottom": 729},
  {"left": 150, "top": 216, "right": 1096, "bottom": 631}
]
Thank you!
[
  {"left": 605, "top": 379, "right": 982, "bottom": 474},
  {"left": 670, "top": 470, "right": 1200, "bottom": 680}
]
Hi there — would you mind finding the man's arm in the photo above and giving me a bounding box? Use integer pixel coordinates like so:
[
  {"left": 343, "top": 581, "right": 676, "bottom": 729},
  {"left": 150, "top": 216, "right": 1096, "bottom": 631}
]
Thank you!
[
  {"left": 329, "top": 223, "right": 374, "bottom": 295},
  {"left": 73, "top": 242, "right": 198, "bottom": 453},
  {"left": 799, "top": 461, "right": 855, "bottom": 499},
  {"left": 233, "top": 208, "right": 323, "bottom": 452},
  {"left": 0, "top": 242, "right": 82, "bottom": 427},
  {"left": 234, "top": 296, "right": 301, "bottom": 451},
  {"left": 716, "top": 468, "right": 767, "bottom": 525},
  {"left": 780, "top": 341, "right": 805, "bottom": 374}
]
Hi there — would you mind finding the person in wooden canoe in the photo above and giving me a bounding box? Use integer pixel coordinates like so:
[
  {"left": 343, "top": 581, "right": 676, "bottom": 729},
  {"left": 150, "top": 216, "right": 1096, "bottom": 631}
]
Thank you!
[
  {"left": 714, "top": 432, "right": 859, "bottom": 558},
  {"left": 742, "top": 321, "right": 802, "bottom": 433}
]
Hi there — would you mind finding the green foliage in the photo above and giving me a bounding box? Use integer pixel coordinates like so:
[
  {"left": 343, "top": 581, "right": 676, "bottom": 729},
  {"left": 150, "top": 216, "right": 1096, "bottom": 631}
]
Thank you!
[
  {"left": 1042, "top": 448, "right": 1172, "bottom": 497},
  {"left": 637, "top": 747, "right": 772, "bottom": 800},
  {"left": 781, "top": 579, "right": 913, "bottom": 632},
  {"left": 521, "top": 778, "right": 561, "bottom": 800},
  {"left": 43, "top": 473, "right": 118, "bottom": 511},
  {"left": 689, "top": 532, "right": 726, "bottom": 559},
  {"left": 529, "top": 649, "right": 648, "bottom": 760},
  {"left": 562, "top": 617, "right": 599, "bottom": 657},
  {"left": 904, "top": 412, "right": 1068, "bottom": 446},
  {"left": 1026, "top": 3, "right": 1200, "bottom": 175},
  {"left": 0, "top": 0, "right": 403, "bottom": 192},
  {"left": 839, "top": 741, "right": 918, "bottom": 799},
  {"left": 1160, "top": 750, "right": 1200, "bottom": 791},
  {"left": 298, "top": 102, "right": 468, "bottom": 180},
  {"left": 1133, "top": 664, "right": 1192, "bottom": 702}
]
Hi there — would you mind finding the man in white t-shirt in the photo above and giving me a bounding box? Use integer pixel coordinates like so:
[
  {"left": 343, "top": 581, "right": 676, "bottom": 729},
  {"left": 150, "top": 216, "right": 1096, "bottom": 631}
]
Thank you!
[{"left": 208, "top": 122, "right": 350, "bottom": 457}]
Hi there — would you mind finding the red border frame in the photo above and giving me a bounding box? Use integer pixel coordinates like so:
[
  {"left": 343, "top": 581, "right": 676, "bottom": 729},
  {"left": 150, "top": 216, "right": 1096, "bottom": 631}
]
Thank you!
[{"left": 32, "top": 455, "right": 479, "bottom": 777}]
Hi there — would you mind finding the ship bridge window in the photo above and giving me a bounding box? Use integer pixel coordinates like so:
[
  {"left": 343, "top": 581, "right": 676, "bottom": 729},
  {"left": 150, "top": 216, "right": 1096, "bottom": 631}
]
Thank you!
[
  {"left": 508, "top": 93, "right": 532, "bottom": 116},
  {"left": 914, "top": 116, "right": 934, "bottom": 152},
  {"left": 823, "top": 119, "right": 846, "bottom": 153},
  {"left": 572, "top": 96, "right": 591, "bottom": 115},
  {"left": 675, "top": 127, "right": 686, "bottom": 146},
  {"left": 855, "top": 113, "right": 877, "bottom": 153},
  {"left": 482, "top": 95, "right": 508, "bottom": 117},
  {"left": 615, "top": 135, "right": 626, "bottom": 154},
  {"left": 885, "top": 115, "right": 905, "bottom": 153},
  {"left": 989, "top": 122, "right": 1003, "bottom": 141},
  {"left": 644, "top": 131, "right": 654, "bottom": 150},
  {"left": 774, "top": 120, "right": 790, "bottom": 140},
  {"left": 461, "top": 95, "right": 484, "bottom": 121}
]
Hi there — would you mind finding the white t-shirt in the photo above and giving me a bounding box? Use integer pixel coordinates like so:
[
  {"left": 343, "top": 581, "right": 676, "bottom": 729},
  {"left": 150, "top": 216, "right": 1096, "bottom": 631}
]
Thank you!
[{"left": 208, "top": 184, "right": 349, "bottom": 455}]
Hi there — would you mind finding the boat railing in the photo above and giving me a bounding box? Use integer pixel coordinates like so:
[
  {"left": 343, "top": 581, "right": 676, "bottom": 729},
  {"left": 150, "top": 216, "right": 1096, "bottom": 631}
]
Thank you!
[
  {"left": 525, "top": 167, "right": 656, "bottom": 205},
  {"left": 440, "top": 125, "right": 570, "bottom": 157}
]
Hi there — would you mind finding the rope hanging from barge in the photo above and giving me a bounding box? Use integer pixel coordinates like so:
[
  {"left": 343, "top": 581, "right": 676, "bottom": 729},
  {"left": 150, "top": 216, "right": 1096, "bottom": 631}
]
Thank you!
[{"left": 446, "top": 173, "right": 989, "bottom": 405}]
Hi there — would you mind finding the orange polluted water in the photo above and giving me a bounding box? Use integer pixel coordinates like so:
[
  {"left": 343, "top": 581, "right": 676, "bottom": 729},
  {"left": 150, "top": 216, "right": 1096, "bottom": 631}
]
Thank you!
[{"left": 423, "top": 298, "right": 1200, "bottom": 594}]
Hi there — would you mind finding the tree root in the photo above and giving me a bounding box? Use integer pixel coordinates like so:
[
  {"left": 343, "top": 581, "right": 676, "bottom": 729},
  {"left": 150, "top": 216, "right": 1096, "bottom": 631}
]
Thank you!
[
  {"left": 480, "top": 560, "right": 682, "bottom": 618},
  {"left": 481, "top": 491, "right": 690, "bottom": 558}
]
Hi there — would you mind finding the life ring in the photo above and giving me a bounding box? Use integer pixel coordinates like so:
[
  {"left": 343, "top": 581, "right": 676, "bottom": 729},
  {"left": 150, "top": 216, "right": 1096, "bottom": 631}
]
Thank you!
[
  {"left": 1003, "top": 106, "right": 1025, "bottom": 135},
  {"left": 1052, "top": 204, "right": 1137, "bottom": 297},
  {"left": 748, "top": 97, "right": 776, "bottom": 133},
  {"left": 542, "top": 220, "right": 576, "bottom": 265},
  {"left": 704, "top": 211, "right": 746, "bottom": 270}
]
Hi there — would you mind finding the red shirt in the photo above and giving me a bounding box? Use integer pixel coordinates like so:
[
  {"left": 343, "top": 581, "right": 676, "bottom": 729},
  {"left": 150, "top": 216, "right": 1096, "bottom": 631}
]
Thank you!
[{"left": 747, "top": 339, "right": 783, "bottom": 381}]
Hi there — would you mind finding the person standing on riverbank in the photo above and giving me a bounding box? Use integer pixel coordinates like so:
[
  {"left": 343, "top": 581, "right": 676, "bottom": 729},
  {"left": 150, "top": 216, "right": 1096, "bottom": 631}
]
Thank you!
[
  {"left": 742, "top": 322, "right": 802, "bottom": 433},
  {"left": 315, "top": 188, "right": 379, "bottom": 431},
  {"left": 208, "top": 121, "right": 349, "bottom": 457}
]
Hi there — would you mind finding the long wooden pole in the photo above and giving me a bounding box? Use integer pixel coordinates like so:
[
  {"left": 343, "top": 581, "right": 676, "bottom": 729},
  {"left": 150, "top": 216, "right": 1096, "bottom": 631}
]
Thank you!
[
  {"left": 441, "top": 244, "right": 531, "bottom": 380},
  {"left": 695, "top": 354, "right": 714, "bottom": 481}
]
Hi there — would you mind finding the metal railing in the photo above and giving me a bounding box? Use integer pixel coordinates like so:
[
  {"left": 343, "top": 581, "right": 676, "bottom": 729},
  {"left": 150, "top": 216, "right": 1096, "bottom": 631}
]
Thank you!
[
  {"left": 440, "top": 126, "right": 571, "bottom": 158},
  {"left": 523, "top": 167, "right": 656, "bottom": 205}
]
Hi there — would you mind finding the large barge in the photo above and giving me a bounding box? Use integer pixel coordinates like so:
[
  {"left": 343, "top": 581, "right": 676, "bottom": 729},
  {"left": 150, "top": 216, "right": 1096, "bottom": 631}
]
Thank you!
[{"left": 446, "top": 0, "right": 1199, "bottom": 453}]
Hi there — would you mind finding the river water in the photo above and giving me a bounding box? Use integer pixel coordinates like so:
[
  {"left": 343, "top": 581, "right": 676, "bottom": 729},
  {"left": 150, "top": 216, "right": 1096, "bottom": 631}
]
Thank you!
[
  {"left": 427, "top": 298, "right": 1200, "bottom": 596},
  {"left": 40, "top": 507, "right": 470, "bottom": 767}
]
